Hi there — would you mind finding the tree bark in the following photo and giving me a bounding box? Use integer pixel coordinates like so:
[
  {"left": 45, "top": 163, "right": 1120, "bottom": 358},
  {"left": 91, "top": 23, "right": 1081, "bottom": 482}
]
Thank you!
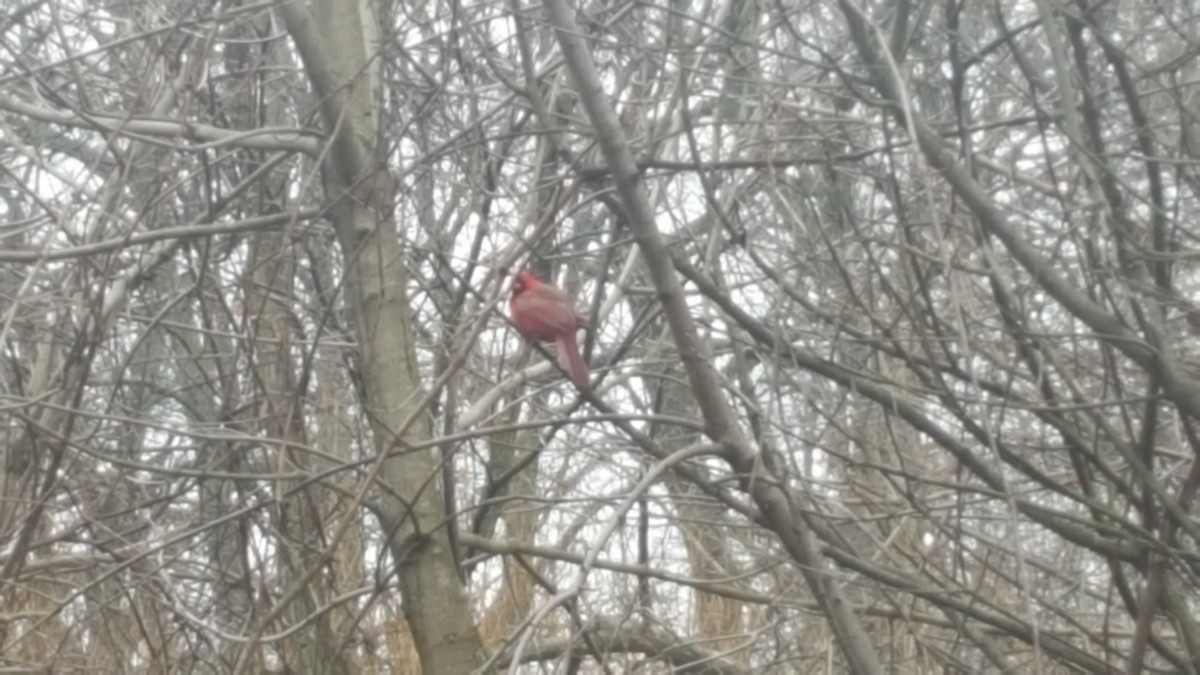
[{"left": 278, "top": 0, "right": 485, "bottom": 671}]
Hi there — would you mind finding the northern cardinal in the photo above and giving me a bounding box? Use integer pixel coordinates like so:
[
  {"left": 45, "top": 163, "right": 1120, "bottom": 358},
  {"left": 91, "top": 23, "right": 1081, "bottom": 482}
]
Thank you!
[{"left": 509, "top": 269, "right": 589, "bottom": 388}]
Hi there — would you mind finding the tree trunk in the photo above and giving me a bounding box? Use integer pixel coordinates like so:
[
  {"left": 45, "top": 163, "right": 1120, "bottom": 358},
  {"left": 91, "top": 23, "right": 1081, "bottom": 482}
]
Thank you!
[{"left": 279, "top": 0, "right": 485, "bottom": 671}]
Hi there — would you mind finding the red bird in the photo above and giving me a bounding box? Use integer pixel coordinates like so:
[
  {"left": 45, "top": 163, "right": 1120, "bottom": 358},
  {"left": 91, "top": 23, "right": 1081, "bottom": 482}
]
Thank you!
[{"left": 509, "top": 269, "right": 589, "bottom": 388}]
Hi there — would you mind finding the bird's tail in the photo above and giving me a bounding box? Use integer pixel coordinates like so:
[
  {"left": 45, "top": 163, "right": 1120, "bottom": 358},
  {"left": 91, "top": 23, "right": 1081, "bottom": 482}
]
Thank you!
[{"left": 556, "top": 331, "right": 590, "bottom": 389}]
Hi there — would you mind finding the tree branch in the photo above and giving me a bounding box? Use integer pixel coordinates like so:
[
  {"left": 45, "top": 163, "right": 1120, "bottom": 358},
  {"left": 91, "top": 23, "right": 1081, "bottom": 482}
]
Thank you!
[{"left": 542, "top": 0, "right": 885, "bottom": 672}]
